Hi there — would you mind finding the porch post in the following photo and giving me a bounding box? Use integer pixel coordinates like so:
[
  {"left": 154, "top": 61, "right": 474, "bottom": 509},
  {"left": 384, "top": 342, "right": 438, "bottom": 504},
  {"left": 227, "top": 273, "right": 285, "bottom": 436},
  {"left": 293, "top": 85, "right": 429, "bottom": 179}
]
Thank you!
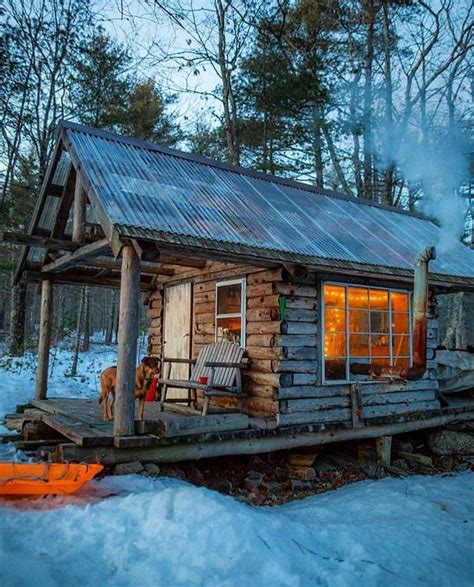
[
  {"left": 114, "top": 245, "right": 140, "bottom": 436},
  {"left": 35, "top": 279, "right": 53, "bottom": 400}
]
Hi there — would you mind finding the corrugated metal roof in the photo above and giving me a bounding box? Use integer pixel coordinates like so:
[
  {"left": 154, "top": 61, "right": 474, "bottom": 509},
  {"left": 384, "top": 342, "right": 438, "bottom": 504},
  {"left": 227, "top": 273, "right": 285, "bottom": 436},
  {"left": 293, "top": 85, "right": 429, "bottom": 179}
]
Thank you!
[{"left": 64, "top": 123, "right": 474, "bottom": 280}]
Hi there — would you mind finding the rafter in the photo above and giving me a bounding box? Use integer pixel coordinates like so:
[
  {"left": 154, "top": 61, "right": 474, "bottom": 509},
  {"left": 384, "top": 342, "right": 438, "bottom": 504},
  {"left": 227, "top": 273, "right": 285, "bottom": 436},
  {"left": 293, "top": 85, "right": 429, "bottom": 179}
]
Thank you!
[{"left": 0, "top": 231, "right": 80, "bottom": 251}]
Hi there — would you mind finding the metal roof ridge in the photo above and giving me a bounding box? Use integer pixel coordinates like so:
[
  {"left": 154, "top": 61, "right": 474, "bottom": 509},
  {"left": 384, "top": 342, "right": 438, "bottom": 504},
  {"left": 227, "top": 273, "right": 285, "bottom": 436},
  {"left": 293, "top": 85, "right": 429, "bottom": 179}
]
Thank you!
[{"left": 57, "top": 119, "right": 433, "bottom": 222}]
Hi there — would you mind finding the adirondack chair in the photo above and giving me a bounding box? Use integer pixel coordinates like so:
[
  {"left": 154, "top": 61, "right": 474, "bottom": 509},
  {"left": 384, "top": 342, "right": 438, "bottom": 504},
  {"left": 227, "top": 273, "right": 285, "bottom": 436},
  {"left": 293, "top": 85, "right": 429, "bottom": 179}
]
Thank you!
[{"left": 158, "top": 342, "right": 247, "bottom": 416}]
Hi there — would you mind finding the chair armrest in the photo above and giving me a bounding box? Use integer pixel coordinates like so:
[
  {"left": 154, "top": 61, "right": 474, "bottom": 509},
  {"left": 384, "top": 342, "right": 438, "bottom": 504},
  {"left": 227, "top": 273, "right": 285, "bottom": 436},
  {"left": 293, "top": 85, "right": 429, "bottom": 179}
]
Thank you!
[
  {"left": 163, "top": 357, "right": 196, "bottom": 365},
  {"left": 204, "top": 360, "right": 248, "bottom": 369}
]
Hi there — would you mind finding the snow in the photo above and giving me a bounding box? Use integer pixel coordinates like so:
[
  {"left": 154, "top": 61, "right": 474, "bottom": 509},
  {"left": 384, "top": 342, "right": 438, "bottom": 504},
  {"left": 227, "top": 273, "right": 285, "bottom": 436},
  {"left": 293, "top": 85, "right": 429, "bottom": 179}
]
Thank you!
[{"left": 1, "top": 346, "right": 473, "bottom": 586}]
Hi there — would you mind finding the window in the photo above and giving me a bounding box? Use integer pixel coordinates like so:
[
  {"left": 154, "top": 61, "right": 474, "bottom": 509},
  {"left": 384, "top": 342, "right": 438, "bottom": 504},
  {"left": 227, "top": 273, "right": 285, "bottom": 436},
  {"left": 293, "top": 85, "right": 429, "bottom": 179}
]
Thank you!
[
  {"left": 215, "top": 279, "right": 246, "bottom": 346},
  {"left": 323, "top": 283, "right": 412, "bottom": 382}
]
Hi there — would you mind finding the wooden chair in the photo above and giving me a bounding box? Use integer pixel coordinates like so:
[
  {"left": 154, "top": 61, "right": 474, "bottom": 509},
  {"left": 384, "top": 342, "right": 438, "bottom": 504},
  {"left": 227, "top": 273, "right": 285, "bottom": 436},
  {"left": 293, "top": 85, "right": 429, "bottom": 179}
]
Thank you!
[{"left": 158, "top": 342, "right": 247, "bottom": 416}]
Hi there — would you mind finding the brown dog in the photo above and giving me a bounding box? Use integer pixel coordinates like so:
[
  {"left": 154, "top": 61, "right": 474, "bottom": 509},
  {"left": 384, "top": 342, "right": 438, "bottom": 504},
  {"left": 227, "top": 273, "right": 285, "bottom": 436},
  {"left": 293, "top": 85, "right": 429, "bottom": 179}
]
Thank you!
[{"left": 99, "top": 356, "right": 160, "bottom": 421}]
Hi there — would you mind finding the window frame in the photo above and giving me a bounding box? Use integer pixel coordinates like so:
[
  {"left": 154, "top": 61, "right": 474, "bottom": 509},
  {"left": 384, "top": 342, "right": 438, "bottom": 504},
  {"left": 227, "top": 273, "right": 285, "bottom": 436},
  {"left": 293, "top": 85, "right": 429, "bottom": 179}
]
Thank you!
[
  {"left": 321, "top": 281, "right": 413, "bottom": 384},
  {"left": 215, "top": 278, "right": 246, "bottom": 348}
]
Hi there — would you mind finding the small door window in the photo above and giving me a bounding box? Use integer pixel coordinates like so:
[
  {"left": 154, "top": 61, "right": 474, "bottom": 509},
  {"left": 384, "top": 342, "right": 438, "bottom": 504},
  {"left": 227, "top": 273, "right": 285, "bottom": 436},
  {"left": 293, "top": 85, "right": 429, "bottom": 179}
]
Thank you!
[{"left": 215, "top": 279, "right": 246, "bottom": 346}]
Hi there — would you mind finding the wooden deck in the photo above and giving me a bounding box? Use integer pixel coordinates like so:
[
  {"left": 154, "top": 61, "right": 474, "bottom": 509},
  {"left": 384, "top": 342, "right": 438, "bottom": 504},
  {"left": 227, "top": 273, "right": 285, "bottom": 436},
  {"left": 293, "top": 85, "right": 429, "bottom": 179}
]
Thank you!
[{"left": 5, "top": 395, "right": 474, "bottom": 465}]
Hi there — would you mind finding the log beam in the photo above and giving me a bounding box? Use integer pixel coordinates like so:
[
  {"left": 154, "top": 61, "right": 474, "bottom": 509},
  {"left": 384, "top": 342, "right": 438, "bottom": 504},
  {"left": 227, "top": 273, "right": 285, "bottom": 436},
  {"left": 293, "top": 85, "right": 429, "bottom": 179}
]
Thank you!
[
  {"left": 54, "top": 410, "right": 474, "bottom": 465},
  {"left": 0, "top": 230, "right": 80, "bottom": 251},
  {"left": 72, "top": 174, "right": 87, "bottom": 242},
  {"left": 114, "top": 245, "right": 141, "bottom": 436},
  {"left": 41, "top": 238, "right": 110, "bottom": 274},
  {"left": 34, "top": 279, "right": 53, "bottom": 400}
]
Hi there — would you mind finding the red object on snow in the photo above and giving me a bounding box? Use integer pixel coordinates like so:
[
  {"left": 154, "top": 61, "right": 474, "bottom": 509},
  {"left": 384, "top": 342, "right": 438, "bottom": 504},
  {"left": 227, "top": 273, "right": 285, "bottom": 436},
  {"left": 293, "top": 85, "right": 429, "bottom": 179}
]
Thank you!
[{"left": 145, "top": 377, "right": 158, "bottom": 402}]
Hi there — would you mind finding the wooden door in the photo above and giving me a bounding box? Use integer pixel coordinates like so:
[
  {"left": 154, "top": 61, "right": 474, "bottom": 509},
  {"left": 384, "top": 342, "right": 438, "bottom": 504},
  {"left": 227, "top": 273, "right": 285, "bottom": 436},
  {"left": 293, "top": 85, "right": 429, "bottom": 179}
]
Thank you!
[{"left": 163, "top": 282, "right": 192, "bottom": 399}]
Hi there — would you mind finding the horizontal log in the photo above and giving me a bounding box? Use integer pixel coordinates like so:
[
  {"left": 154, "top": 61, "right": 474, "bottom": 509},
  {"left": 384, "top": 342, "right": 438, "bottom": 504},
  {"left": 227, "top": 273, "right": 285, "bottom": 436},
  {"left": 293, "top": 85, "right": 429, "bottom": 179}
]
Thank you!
[
  {"left": 282, "top": 309, "right": 317, "bottom": 322},
  {"left": 249, "top": 359, "right": 273, "bottom": 373},
  {"left": 282, "top": 347, "right": 318, "bottom": 360},
  {"left": 362, "top": 391, "right": 437, "bottom": 407},
  {"left": 281, "top": 321, "right": 317, "bottom": 335},
  {"left": 246, "top": 334, "right": 277, "bottom": 348},
  {"left": 246, "top": 283, "right": 274, "bottom": 298},
  {"left": 0, "top": 230, "right": 80, "bottom": 251},
  {"left": 293, "top": 373, "right": 319, "bottom": 385},
  {"left": 194, "top": 301, "right": 215, "bottom": 315},
  {"left": 194, "top": 312, "right": 214, "bottom": 324},
  {"left": 194, "top": 281, "right": 217, "bottom": 294},
  {"left": 245, "top": 371, "right": 293, "bottom": 388},
  {"left": 193, "top": 333, "right": 214, "bottom": 345},
  {"left": 276, "top": 335, "right": 317, "bottom": 347},
  {"left": 277, "top": 408, "right": 351, "bottom": 427},
  {"left": 194, "top": 323, "right": 214, "bottom": 335},
  {"left": 149, "top": 298, "right": 163, "bottom": 310},
  {"left": 245, "top": 346, "right": 283, "bottom": 360},
  {"left": 243, "top": 397, "right": 278, "bottom": 415},
  {"left": 247, "top": 268, "right": 289, "bottom": 285},
  {"left": 245, "top": 384, "right": 278, "bottom": 399},
  {"left": 194, "top": 292, "right": 215, "bottom": 305},
  {"left": 54, "top": 410, "right": 474, "bottom": 464},
  {"left": 147, "top": 307, "right": 162, "bottom": 319},
  {"left": 246, "top": 308, "right": 279, "bottom": 322},
  {"left": 285, "top": 296, "right": 318, "bottom": 310},
  {"left": 274, "top": 283, "right": 317, "bottom": 297},
  {"left": 247, "top": 321, "right": 282, "bottom": 335},
  {"left": 280, "top": 397, "right": 350, "bottom": 413},
  {"left": 149, "top": 319, "right": 162, "bottom": 331},
  {"left": 272, "top": 360, "right": 318, "bottom": 374},
  {"left": 247, "top": 294, "right": 280, "bottom": 309},
  {"left": 149, "top": 336, "right": 162, "bottom": 346},
  {"left": 363, "top": 400, "right": 441, "bottom": 419},
  {"left": 320, "top": 380, "right": 439, "bottom": 396},
  {"left": 156, "top": 413, "right": 249, "bottom": 438},
  {"left": 247, "top": 293, "right": 318, "bottom": 311},
  {"left": 278, "top": 386, "right": 347, "bottom": 399}
]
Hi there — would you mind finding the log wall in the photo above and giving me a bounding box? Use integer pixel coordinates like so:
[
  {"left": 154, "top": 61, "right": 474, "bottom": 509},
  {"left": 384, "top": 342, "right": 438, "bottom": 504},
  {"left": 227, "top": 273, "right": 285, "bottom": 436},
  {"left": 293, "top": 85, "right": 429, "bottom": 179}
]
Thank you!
[{"left": 147, "top": 263, "right": 441, "bottom": 426}]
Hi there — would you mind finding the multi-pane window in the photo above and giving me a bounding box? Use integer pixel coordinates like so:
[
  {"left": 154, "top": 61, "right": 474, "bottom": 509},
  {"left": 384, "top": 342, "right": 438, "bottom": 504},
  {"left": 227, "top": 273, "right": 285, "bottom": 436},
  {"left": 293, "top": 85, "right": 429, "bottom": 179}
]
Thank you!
[
  {"left": 323, "top": 283, "right": 412, "bottom": 382},
  {"left": 215, "top": 279, "right": 246, "bottom": 347}
]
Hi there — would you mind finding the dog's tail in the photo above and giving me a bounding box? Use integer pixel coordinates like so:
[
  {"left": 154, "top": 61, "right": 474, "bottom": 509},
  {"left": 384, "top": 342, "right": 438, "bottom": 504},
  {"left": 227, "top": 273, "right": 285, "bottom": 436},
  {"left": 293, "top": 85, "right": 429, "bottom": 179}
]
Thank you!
[{"left": 98, "top": 396, "right": 103, "bottom": 404}]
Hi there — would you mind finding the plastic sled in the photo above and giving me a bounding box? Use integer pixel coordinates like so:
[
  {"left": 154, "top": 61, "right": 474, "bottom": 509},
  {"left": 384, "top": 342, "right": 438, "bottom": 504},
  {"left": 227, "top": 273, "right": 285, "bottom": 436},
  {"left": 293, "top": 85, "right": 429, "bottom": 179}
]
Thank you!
[{"left": 0, "top": 462, "right": 104, "bottom": 496}]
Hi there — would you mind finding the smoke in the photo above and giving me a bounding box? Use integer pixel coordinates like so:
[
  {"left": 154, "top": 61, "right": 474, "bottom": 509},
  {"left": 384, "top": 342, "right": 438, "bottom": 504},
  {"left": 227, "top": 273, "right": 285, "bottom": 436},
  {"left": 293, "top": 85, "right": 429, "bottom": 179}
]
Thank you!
[{"left": 381, "top": 128, "right": 470, "bottom": 255}]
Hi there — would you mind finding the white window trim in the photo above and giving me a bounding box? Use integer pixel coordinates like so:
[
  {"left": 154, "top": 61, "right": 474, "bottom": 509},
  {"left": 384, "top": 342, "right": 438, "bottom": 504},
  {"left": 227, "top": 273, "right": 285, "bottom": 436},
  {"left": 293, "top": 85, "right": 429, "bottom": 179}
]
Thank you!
[
  {"left": 321, "top": 281, "right": 413, "bottom": 384},
  {"left": 215, "top": 278, "right": 246, "bottom": 347}
]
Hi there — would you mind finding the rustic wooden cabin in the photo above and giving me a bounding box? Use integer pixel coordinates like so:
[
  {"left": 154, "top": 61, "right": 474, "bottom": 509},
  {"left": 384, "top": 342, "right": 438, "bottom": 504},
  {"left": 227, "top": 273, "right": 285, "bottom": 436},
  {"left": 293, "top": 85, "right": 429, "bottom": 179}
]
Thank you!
[{"left": 3, "top": 121, "right": 474, "bottom": 465}]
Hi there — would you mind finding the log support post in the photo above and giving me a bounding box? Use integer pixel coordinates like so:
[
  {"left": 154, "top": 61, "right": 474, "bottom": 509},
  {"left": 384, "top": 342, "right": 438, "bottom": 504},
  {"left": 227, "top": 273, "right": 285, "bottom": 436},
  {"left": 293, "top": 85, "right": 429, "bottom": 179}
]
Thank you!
[
  {"left": 72, "top": 174, "right": 87, "bottom": 243},
  {"left": 35, "top": 279, "right": 53, "bottom": 400},
  {"left": 114, "top": 245, "right": 140, "bottom": 436},
  {"left": 376, "top": 435, "right": 392, "bottom": 468}
]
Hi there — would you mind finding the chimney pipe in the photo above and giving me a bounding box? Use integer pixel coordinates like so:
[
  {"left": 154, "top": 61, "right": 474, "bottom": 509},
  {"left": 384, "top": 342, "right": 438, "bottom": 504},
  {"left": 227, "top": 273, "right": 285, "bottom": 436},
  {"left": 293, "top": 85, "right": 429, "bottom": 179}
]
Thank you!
[{"left": 351, "top": 246, "right": 436, "bottom": 381}]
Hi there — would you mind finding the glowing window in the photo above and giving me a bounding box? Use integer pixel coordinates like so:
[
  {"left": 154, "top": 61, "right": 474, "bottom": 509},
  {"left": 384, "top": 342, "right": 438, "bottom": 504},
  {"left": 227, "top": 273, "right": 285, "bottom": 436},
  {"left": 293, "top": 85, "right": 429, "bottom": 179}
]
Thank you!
[
  {"left": 215, "top": 279, "right": 246, "bottom": 347},
  {"left": 323, "top": 284, "right": 412, "bottom": 382}
]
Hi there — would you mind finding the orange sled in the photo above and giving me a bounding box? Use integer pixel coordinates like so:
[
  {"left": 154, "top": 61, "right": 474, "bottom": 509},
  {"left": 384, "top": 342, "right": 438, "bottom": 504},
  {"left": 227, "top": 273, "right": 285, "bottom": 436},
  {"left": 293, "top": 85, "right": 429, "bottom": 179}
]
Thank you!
[{"left": 0, "top": 462, "right": 104, "bottom": 496}]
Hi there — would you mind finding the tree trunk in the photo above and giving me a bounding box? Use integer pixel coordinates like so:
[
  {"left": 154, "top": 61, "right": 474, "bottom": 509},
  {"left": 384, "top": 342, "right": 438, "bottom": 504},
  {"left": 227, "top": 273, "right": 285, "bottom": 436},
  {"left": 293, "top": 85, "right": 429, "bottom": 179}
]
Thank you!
[
  {"left": 105, "top": 290, "right": 117, "bottom": 345},
  {"left": 312, "top": 104, "right": 324, "bottom": 188},
  {"left": 9, "top": 281, "right": 27, "bottom": 356},
  {"left": 382, "top": 0, "right": 395, "bottom": 205},
  {"left": 82, "top": 286, "right": 90, "bottom": 352},
  {"left": 363, "top": 0, "right": 376, "bottom": 201}
]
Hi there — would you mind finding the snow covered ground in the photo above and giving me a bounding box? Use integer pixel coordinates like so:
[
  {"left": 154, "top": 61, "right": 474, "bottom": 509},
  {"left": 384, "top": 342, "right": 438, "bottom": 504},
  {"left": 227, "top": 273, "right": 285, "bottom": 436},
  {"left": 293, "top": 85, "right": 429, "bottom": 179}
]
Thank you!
[{"left": 0, "top": 346, "right": 473, "bottom": 586}]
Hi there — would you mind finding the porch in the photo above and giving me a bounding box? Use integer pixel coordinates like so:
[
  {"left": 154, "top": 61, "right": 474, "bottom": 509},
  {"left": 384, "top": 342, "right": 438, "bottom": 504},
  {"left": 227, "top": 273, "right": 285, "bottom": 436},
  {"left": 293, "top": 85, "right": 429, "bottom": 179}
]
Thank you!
[{"left": 6, "top": 393, "right": 474, "bottom": 465}]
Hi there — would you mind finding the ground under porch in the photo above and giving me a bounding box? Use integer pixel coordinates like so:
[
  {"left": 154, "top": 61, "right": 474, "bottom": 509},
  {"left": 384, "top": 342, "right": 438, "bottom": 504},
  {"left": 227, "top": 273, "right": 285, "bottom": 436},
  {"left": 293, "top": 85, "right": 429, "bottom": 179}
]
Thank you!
[{"left": 5, "top": 395, "right": 474, "bottom": 465}]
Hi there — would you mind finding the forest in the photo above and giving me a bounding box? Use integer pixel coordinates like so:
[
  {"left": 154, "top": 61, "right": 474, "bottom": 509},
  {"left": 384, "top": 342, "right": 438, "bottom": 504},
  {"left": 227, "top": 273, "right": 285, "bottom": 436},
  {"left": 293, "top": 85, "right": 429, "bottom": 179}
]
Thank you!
[{"left": 1, "top": 0, "right": 473, "bottom": 361}]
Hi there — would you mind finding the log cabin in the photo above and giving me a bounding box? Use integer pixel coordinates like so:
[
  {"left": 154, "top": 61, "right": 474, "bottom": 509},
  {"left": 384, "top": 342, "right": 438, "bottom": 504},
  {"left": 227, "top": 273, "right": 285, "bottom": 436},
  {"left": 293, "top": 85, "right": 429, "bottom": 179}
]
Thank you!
[{"left": 3, "top": 121, "right": 474, "bottom": 464}]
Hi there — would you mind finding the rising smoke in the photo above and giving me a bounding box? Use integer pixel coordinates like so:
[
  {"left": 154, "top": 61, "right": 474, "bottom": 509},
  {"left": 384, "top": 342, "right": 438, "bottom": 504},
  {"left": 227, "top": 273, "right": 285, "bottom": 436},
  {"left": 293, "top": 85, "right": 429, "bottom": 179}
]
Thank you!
[{"left": 383, "top": 128, "right": 470, "bottom": 254}]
